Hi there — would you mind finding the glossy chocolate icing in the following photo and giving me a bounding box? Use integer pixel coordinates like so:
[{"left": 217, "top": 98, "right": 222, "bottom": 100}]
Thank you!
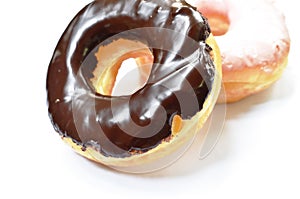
[{"left": 47, "top": 0, "right": 215, "bottom": 158}]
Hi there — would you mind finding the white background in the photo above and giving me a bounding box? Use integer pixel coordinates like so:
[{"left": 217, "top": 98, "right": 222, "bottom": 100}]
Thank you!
[{"left": 0, "top": 0, "right": 299, "bottom": 198}]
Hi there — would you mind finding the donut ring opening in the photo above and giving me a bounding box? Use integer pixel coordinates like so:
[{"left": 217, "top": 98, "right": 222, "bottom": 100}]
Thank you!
[
  {"left": 197, "top": 1, "right": 230, "bottom": 36},
  {"left": 91, "top": 39, "right": 154, "bottom": 96}
]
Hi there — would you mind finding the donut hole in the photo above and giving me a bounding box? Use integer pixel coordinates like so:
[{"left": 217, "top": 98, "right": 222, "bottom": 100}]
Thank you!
[
  {"left": 206, "top": 13, "right": 230, "bottom": 36},
  {"left": 91, "top": 39, "right": 153, "bottom": 96},
  {"left": 194, "top": 1, "right": 230, "bottom": 36},
  {"left": 112, "top": 57, "right": 150, "bottom": 96}
]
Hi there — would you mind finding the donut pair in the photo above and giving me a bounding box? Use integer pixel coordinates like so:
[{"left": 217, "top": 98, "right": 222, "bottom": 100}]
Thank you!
[{"left": 47, "top": 0, "right": 290, "bottom": 168}]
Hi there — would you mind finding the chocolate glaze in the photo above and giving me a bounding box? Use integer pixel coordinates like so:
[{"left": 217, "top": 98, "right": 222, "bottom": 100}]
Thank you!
[{"left": 47, "top": 0, "right": 215, "bottom": 158}]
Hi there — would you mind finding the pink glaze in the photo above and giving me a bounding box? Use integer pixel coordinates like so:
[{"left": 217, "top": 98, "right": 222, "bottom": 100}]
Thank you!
[{"left": 187, "top": 0, "right": 290, "bottom": 83}]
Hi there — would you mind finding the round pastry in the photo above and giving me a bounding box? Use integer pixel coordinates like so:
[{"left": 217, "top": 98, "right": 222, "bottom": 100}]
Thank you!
[
  {"left": 188, "top": 0, "right": 290, "bottom": 103},
  {"left": 47, "top": 0, "right": 222, "bottom": 168}
]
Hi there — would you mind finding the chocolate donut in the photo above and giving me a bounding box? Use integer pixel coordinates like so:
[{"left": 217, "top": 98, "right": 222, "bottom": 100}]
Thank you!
[{"left": 47, "top": 0, "right": 222, "bottom": 167}]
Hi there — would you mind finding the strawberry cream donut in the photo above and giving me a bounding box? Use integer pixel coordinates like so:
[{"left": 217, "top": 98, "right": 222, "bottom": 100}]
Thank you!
[{"left": 188, "top": 0, "right": 290, "bottom": 102}]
